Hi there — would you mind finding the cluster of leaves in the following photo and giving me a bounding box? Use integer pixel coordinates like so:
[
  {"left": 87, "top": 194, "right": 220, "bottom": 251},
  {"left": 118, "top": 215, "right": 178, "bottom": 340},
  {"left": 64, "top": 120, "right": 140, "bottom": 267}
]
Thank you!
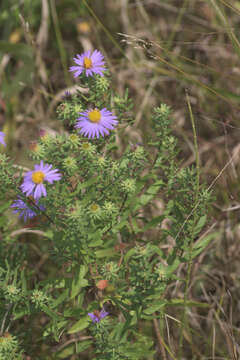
[{"left": 0, "top": 63, "right": 213, "bottom": 359}]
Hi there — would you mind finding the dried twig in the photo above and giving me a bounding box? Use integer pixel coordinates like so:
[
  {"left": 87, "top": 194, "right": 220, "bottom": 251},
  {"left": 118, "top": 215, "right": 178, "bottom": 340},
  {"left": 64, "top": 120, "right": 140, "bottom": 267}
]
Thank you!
[
  {"left": 10, "top": 229, "right": 47, "bottom": 238},
  {"left": 36, "top": 0, "right": 49, "bottom": 51},
  {"left": 47, "top": 85, "right": 88, "bottom": 117}
]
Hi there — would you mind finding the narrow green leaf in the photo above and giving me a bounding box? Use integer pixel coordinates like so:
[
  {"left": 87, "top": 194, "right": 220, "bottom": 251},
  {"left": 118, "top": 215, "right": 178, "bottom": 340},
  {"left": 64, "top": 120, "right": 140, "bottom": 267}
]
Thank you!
[
  {"left": 71, "top": 279, "right": 88, "bottom": 299},
  {"left": 0, "top": 200, "right": 12, "bottom": 212},
  {"left": 167, "top": 299, "right": 209, "bottom": 308},
  {"left": 143, "top": 300, "right": 166, "bottom": 314},
  {"left": 187, "top": 232, "right": 218, "bottom": 260},
  {"left": 14, "top": 308, "right": 30, "bottom": 320},
  {"left": 52, "top": 289, "right": 69, "bottom": 309},
  {"left": 79, "top": 265, "right": 88, "bottom": 279},
  {"left": 95, "top": 248, "right": 116, "bottom": 258},
  {"left": 76, "top": 340, "right": 93, "bottom": 352},
  {"left": 141, "top": 215, "right": 165, "bottom": 233},
  {"left": 194, "top": 215, "right": 207, "bottom": 236},
  {"left": 57, "top": 345, "right": 74, "bottom": 359},
  {"left": 41, "top": 305, "right": 61, "bottom": 321},
  {"left": 68, "top": 316, "right": 90, "bottom": 334},
  {"left": 88, "top": 238, "right": 103, "bottom": 247},
  {"left": 133, "top": 180, "right": 164, "bottom": 212},
  {"left": 124, "top": 248, "right": 136, "bottom": 263},
  {"left": 71, "top": 265, "right": 89, "bottom": 299}
]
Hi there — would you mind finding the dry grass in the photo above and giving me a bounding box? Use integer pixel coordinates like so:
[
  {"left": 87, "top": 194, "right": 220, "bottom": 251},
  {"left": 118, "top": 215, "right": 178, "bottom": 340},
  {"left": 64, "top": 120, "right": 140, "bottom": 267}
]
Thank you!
[{"left": 1, "top": 0, "right": 240, "bottom": 358}]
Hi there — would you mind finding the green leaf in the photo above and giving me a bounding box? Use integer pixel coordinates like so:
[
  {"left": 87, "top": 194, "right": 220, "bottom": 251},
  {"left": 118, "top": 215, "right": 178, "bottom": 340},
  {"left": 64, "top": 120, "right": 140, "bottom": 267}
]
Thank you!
[
  {"left": 14, "top": 308, "right": 30, "bottom": 320},
  {"left": 143, "top": 300, "right": 166, "bottom": 314},
  {"left": 112, "top": 218, "right": 128, "bottom": 233},
  {"left": 0, "top": 200, "right": 12, "bottom": 213},
  {"left": 109, "top": 322, "right": 126, "bottom": 342},
  {"left": 133, "top": 180, "right": 164, "bottom": 212},
  {"left": 88, "top": 229, "right": 103, "bottom": 247},
  {"left": 166, "top": 256, "right": 181, "bottom": 274},
  {"left": 88, "top": 238, "right": 103, "bottom": 247},
  {"left": 71, "top": 265, "right": 89, "bottom": 299},
  {"left": 130, "top": 217, "right": 141, "bottom": 233},
  {"left": 144, "top": 298, "right": 209, "bottom": 315},
  {"left": 68, "top": 316, "right": 90, "bottom": 334},
  {"left": 140, "top": 313, "right": 158, "bottom": 320},
  {"left": 194, "top": 215, "right": 207, "bottom": 236},
  {"left": 187, "top": 231, "right": 218, "bottom": 260},
  {"left": 167, "top": 299, "right": 209, "bottom": 308},
  {"left": 148, "top": 244, "right": 164, "bottom": 257},
  {"left": 57, "top": 340, "right": 92, "bottom": 359},
  {"left": 76, "top": 340, "right": 93, "bottom": 352},
  {"left": 95, "top": 248, "right": 116, "bottom": 258},
  {"left": 57, "top": 345, "right": 74, "bottom": 359},
  {"left": 41, "top": 305, "right": 62, "bottom": 321},
  {"left": 79, "top": 264, "right": 88, "bottom": 278},
  {"left": 124, "top": 248, "right": 136, "bottom": 263},
  {"left": 52, "top": 289, "right": 69, "bottom": 309},
  {"left": 140, "top": 215, "right": 165, "bottom": 233}
]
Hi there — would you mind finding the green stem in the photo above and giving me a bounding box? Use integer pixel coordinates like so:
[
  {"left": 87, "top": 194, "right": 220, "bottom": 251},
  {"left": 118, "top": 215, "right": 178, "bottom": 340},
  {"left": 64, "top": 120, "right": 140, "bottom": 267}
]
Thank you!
[
  {"left": 82, "top": 0, "right": 130, "bottom": 62},
  {"left": 165, "top": 0, "right": 189, "bottom": 51},
  {"left": 49, "top": 0, "right": 70, "bottom": 86}
]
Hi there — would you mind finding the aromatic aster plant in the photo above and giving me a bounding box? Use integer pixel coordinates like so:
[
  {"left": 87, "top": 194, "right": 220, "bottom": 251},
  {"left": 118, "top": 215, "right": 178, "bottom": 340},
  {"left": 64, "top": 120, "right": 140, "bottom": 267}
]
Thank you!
[{"left": 0, "top": 49, "right": 212, "bottom": 359}]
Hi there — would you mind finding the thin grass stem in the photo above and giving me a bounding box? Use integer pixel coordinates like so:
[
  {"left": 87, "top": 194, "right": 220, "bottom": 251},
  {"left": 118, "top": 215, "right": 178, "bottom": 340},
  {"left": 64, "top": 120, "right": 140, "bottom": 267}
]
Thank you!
[
  {"left": 82, "top": 0, "right": 127, "bottom": 60},
  {"left": 165, "top": 0, "right": 190, "bottom": 51},
  {"left": 49, "top": 0, "right": 70, "bottom": 86}
]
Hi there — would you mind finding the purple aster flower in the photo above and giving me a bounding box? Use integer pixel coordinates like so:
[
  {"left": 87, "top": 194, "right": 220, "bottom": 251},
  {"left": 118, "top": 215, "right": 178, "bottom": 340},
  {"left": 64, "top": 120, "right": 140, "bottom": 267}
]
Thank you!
[
  {"left": 69, "top": 50, "right": 106, "bottom": 78},
  {"left": 75, "top": 108, "right": 118, "bottom": 139},
  {"left": 0, "top": 131, "right": 6, "bottom": 147},
  {"left": 20, "top": 161, "right": 62, "bottom": 200},
  {"left": 62, "top": 90, "right": 71, "bottom": 100},
  {"left": 11, "top": 197, "right": 45, "bottom": 222},
  {"left": 88, "top": 309, "right": 109, "bottom": 323},
  {"left": 39, "top": 129, "right": 47, "bottom": 138}
]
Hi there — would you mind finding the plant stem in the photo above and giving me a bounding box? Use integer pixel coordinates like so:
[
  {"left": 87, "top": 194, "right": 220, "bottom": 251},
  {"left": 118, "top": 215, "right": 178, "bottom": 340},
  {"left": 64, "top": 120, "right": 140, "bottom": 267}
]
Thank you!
[{"left": 49, "top": 0, "right": 70, "bottom": 86}]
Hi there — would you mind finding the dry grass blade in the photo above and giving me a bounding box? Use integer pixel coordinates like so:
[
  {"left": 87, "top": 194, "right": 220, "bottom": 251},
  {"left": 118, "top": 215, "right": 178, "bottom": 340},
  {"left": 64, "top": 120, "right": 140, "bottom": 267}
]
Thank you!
[
  {"left": 36, "top": 0, "right": 49, "bottom": 51},
  {"left": 10, "top": 229, "right": 47, "bottom": 238},
  {"left": 118, "top": 32, "right": 240, "bottom": 109},
  {"left": 47, "top": 85, "right": 89, "bottom": 117},
  {"left": 214, "top": 309, "right": 238, "bottom": 360}
]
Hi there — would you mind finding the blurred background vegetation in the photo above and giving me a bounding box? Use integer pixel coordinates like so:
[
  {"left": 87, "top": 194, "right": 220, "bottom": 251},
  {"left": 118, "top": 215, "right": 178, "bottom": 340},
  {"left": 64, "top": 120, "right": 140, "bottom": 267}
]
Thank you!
[{"left": 1, "top": 0, "right": 240, "bottom": 358}]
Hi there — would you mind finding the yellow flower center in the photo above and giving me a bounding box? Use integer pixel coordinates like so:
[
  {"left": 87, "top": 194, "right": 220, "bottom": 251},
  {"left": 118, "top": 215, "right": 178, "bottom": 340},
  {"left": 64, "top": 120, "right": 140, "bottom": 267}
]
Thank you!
[
  {"left": 88, "top": 109, "right": 101, "bottom": 123},
  {"left": 90, "top": 204, "right": 99, "bottom": 212},
  {"left": 82, "top": 142, "right": 90, "bottom": 149},
  {"left": 0, "top": 333, "right": 12, "bottom": 344},
  {"left": 83, "top": 57, "right": 93, "bottom": 69},
  {"left": 32, "top": 171, "right": 45, "bottom": 184}
]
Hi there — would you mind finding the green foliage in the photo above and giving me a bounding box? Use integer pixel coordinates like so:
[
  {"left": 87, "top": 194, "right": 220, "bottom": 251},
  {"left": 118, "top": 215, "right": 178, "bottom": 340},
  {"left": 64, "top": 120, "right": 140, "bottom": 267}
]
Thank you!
[
  {"left": 0, "top": 332, "right": 23, "bottom": 360},
  {"left": 0, "top": 57, "right": 213, "bottom": 359}
]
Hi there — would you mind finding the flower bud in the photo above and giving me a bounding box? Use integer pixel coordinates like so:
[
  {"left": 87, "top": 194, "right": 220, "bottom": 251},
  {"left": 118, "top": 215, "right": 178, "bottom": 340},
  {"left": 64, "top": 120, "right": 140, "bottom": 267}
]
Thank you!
[{"left": 96, "top": 279, "right": 109, "bottom": 290}]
